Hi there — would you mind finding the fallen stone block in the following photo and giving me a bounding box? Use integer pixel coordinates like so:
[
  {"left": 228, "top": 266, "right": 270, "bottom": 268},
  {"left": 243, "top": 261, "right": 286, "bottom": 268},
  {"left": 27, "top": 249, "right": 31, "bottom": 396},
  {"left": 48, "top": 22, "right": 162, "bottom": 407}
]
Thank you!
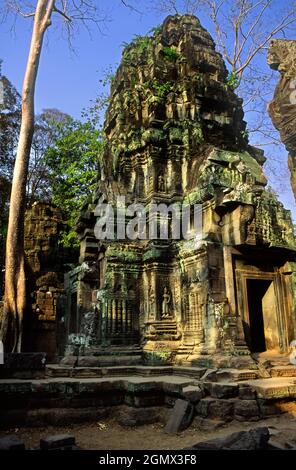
[
  {"left": 40, "top": 434, "right": 76, "bottom": 450},
  {"left": 0, "top": 435, "right": 25, "bottom": 450},
  {"left": 165, "top": 399, "right": 194, "bottom": 434},
  {"left": 189, "top": 427, "right": 270, "bottom": 450}
]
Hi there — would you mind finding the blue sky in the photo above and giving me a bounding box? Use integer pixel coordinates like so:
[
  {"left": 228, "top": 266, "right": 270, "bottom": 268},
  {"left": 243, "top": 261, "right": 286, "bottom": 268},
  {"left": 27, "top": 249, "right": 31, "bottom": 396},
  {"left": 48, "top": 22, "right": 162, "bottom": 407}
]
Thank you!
[{"left": 1, "top": 0, "right": 295, "bottom": 216}]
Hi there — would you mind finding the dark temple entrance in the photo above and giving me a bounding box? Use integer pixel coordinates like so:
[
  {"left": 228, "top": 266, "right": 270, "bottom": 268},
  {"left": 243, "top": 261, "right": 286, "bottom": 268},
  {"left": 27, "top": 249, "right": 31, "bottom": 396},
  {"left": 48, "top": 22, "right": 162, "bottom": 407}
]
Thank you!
[{"left": 245, "top": 279, "right": 279, "bottom": 353}]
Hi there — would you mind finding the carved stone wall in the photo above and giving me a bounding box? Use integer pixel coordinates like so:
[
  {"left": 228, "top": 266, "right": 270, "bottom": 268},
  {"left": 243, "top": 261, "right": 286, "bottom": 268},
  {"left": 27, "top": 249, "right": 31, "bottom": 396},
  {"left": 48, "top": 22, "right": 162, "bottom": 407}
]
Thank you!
[
  {"left": 63, "top": 15, "right": 296, "bottom": 366},
  {"left": 268, "top": 39, "right": 296, "bottom": 199},
  {"left": 24, "top": 202, "right": 77, "bottom": 360}
]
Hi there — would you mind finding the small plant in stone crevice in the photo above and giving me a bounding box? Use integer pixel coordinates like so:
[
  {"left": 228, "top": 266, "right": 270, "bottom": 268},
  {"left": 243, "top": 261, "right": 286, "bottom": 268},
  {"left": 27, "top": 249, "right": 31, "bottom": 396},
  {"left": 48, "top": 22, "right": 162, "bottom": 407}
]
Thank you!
[
  {"left": 162, "top": 46, "right": 180, "bottom": 61},
  {"left": 144, "top": 79, "right": 173, "bottom": 98},
  {"left": 240, "top": 128, "right": 249, "bottom": 140},
  {"left": 162, "top": 46, "right": 186, "bottom": 62},
  {"left": 131, "top": 35, "right": 152, "bottom": 52},
  {"left": 121, "top": 35, "right": 152, "bottom": 66},
  {"left": 226, "top": 71, "right": 240, "bottom": 89}
]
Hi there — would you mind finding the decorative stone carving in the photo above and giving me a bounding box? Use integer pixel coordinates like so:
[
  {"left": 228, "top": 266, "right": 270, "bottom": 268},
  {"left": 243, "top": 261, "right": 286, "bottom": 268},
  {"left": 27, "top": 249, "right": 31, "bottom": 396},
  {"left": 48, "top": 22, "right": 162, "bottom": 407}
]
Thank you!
[
  {"left": 61, "top": 15, "right": 296, "bottom": 366},
  {"left": 161, "top": 287, "right": 171, "bottom": 318},
  {"left": 24, "top": 202, "right": 77, "bottom": 359}
]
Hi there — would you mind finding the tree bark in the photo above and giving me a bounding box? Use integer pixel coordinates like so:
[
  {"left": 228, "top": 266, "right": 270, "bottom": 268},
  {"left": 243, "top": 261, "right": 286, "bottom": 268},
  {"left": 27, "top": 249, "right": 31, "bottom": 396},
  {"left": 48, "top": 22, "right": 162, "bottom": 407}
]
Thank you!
[{"left": 1, "top": 0, "right": 54, "bottom": 352}]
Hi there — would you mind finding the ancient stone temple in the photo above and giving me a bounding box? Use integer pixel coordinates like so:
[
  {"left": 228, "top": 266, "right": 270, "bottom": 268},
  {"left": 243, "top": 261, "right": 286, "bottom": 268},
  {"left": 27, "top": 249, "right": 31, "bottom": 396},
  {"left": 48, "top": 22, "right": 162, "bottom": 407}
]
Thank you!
[
  {"left": 24, "top": 202, "right": 77, "bottom": 360},
  {"left": 268, "top": 39, "right": 296, "bottom": 200},
  {"left": 63, "top": 15, "right": 296, "bottom": 367}
]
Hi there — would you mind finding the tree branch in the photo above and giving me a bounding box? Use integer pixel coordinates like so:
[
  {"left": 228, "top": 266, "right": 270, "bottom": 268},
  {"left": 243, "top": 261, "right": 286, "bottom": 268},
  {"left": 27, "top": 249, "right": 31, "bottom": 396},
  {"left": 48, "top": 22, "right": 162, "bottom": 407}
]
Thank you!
[
  {"left": 237, "top": 14, "right": 296, "bottom": 75},
  {"left": 6, "top": 2, "right": 35, "bottom": 17},
  {"left": 53, "top": 6, "right": 72, "bottom": 22}
]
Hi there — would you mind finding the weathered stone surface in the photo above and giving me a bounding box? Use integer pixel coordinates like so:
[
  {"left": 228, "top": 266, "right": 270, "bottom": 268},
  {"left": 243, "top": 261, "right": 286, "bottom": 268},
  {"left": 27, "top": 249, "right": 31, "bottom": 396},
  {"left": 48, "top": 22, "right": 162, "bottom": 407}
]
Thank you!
[
  {"left": 205, "top": 382, "right": 238, "bottom": 399},
  {"left": 77, "top": 355, "right": 142, "bottom": 367},
  {"left": 268, "top": 40, "right": 296, "bottom": 199},
  {"left": 165, "top": 399, "right": 194, "bottom": 433},
  {"left": 0, "top": 435, "right": 25, "bottom": 450},
  {"left": 234, "top": 400, "right": 260, "bottom": 421},
  {"left": 238, "top": 384, "right": 257, "bottom": 400},
  {"left": 257, "top": 399, "right": 284, "bottom": 417},
  {"left": 0, "top": 352, "right": 46, "bottom": 370},
  {"left": 60, "top": 355, "right": 77, "bottom": 367},
  {"left": 196, "top": 397, "right": 235, "bottom": 422},
  {"left": 24, "top": 202, "right": 77, "bottom": 359},
  {"left": 270, "top": 366, "right": 296, "bottom": 378},
  {"left": 181, "top": 385, "right": 203, "bottom": 403},
  {"left": 200, "top": 370, "right": 217, "bottom": 382},
  {"left": 216, "top": 369, "right": 258, "bottom": 382},
  {"left": 189, "top": 427, "right": 270, "bottom": 450},
  {"left": 40, "top": 434, "right": 75, "bottom": 450},
  {"left": 246, "top": 377, "right": 296, "bottom": 399}
]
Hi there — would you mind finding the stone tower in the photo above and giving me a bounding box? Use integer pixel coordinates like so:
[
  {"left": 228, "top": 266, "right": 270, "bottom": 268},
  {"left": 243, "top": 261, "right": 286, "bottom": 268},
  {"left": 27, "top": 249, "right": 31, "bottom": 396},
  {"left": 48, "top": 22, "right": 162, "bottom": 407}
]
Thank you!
[{"left": 63, "top": 15, "right": 296, "bottom": 367}]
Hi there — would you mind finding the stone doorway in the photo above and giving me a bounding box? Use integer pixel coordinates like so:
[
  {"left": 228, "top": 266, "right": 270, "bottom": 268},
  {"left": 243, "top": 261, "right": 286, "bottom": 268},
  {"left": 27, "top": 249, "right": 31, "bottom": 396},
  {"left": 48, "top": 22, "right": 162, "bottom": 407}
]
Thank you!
[
  {"left": 234, "top": 261, "right": 290, "bottom": 354},
  {"left": 245, "top": 279, "right": 279, "bottom": 353}
]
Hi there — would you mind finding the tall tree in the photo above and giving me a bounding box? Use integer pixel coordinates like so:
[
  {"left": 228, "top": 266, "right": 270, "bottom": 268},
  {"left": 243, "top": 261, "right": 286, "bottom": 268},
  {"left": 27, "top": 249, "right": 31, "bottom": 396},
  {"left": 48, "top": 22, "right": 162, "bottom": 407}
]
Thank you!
[
  {"left": 0, "top": 69, "right": 21, "bottom": 300},
  {"left": 0, "top": 0, "right": 132, "bottom": 352}
]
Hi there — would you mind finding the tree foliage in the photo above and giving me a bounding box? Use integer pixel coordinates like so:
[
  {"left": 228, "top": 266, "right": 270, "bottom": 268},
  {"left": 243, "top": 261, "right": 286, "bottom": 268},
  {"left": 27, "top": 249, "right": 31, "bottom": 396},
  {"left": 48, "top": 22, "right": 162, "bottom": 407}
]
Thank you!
[{"left": 45, "top": 118, "right": 103, "bottom": 247}]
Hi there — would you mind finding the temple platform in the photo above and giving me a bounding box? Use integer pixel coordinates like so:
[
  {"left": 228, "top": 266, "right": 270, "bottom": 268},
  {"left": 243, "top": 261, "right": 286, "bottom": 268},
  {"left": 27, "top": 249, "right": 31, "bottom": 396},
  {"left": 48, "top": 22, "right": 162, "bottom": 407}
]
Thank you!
[{"left": 1, "top": 362, "right": 296, "bottom": 428}]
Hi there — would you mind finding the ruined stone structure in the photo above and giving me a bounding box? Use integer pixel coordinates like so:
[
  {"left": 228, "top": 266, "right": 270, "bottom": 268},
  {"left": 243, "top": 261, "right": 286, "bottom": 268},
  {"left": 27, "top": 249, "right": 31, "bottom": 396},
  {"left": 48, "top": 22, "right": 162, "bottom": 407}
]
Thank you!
[
  {"left": 63, "top": 15, "right": 296, "bottom": 367},
  {"left": 268, "top": 39, "right": 296, "bottom": 200},
  {"left": 24, "top": 202, "right": 77, "bottom": 360}
]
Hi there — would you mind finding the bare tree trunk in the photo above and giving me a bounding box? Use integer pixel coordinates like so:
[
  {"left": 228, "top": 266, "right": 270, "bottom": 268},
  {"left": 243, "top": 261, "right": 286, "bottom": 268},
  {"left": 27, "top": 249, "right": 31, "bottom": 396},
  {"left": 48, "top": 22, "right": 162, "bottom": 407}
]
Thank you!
[{"left": 1, "top": 0, "right": 54, "bottom": 352}]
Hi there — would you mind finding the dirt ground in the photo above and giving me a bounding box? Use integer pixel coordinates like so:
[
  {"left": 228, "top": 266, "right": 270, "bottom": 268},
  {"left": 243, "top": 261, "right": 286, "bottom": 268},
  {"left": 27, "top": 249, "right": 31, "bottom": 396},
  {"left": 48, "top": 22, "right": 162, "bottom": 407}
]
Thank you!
[{"left": 2, "top": 410, "right": 296, "bottom": 450}]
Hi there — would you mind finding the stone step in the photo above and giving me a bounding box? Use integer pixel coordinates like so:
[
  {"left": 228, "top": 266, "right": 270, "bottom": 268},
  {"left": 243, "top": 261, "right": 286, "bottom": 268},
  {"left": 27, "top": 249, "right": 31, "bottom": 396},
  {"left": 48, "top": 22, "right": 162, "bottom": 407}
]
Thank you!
[
  {"left": 269, "top": 365, "right": 296, "bottom": 378},
  {"left": 46, "top": 364, "right": 174, "bottom": 378},
  {"left": 46, "top": 364, "right": 207, "bottom": 379},
  {"left": 245, "top": 377, "right": 296, "bottom": 399},
  {"left": 83, "top": 347, "right": 143, "bottom": 356},
  {"left": 216, "top": 369, "right": 259, "bottom": 382}
]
